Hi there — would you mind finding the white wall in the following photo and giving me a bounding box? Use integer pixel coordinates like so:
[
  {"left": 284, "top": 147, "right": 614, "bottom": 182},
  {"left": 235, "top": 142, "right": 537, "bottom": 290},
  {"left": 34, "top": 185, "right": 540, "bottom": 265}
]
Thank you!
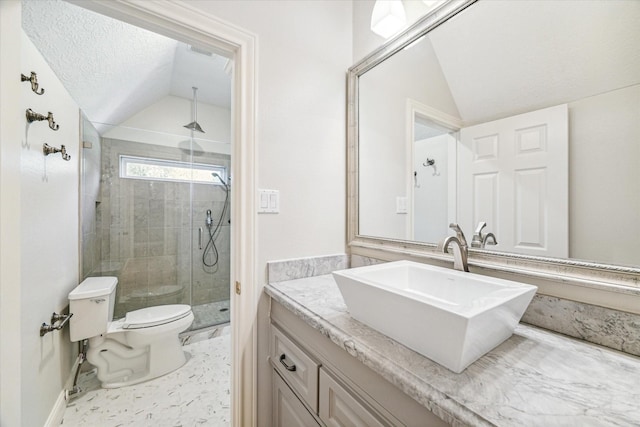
[
  {"left": 190, "top": 0, "right": 352, "bottom": 275},
  {"left": 569, "top": 85, "right": 640, "bottom": 266},
  {"left": 413, "top": 135, "right": 449, "bottom": 242},
  {"left": 0, "top": 3, "right": 24, "bottom": 425},
  {"left": 103, "top": 95, "right": 232, "bottom": 155},
  {"left": 184, "top": 2, "right": 352, "bottom": 425},
  {"left": 358, "top": 35, "right": 459, "bottom": 240},
  {"left": 0, "top": 29, "right": 82, "bottom": 427}
]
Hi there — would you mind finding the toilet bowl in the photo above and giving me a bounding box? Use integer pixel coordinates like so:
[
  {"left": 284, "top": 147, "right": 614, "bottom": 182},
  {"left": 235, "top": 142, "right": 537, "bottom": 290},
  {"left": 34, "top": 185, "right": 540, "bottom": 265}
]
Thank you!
[{"left": 69, "top": 277, "right": 194, "bottom": 388}]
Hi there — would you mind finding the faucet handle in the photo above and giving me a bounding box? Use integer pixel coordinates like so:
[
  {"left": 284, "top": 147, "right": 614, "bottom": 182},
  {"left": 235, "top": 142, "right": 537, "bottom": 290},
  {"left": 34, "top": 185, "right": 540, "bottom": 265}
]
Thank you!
[
  {"left": 471, "top": 221, "right": 486, "bottom": 248},
  {"left": 474, "top": 221, "right": 487, "bottom": 235},
  {"left": 448, "top": 223, "right": 467, "bottom": 246}
]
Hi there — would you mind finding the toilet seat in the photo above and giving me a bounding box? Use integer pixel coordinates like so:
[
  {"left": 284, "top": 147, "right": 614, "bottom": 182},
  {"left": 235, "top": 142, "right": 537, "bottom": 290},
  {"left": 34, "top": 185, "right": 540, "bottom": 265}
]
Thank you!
[{"left": 122, "top": 304, "right": 192, "bottom": 329}]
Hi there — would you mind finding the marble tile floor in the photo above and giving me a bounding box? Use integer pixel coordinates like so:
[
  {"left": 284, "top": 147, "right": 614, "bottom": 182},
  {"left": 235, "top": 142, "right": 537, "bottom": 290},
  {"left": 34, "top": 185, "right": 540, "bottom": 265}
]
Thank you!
[{"left": 62, "top": 327, "right": 231, "bottom": 426}]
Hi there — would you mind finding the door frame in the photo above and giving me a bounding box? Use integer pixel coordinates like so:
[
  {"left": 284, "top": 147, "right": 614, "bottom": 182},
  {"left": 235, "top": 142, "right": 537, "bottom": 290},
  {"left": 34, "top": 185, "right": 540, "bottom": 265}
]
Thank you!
[
  {"left": 67, "top": 1, "right": 258, "bottom": 425},
  {"left": 405, "top": 99, "right": 462, "bottom": 240}
]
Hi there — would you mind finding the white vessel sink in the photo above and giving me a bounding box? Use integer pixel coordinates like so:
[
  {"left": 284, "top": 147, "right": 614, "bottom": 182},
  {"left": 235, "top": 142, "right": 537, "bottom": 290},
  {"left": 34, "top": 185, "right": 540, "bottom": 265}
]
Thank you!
[{"left": 332, "top": 260, "right": 537, "bottom": 373}]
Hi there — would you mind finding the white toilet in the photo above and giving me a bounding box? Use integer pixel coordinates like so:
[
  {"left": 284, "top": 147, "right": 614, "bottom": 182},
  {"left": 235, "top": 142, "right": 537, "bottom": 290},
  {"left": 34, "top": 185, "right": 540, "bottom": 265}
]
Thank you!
[{"left": 69, "top": 276, "right": 194, "bottom": 388}]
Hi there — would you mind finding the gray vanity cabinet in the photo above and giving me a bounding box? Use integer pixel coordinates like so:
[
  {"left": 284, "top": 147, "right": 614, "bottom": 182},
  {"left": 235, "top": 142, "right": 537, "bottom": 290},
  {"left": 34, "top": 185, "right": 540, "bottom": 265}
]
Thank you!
[
  {"left": 272, "top": 370, "right": 320, "bottom": 426},
  {"left": 269, "top": 300, "right": 448, "bottom": 427},
  {"left": 318, "top": 368, "right": 387, "bottom": 427}
]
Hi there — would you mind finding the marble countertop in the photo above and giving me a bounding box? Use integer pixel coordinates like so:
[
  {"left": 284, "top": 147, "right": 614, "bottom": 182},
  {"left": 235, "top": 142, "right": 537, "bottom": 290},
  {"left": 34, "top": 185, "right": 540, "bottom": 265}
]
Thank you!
[{"left": 265, "top": 275, "right": 640, "bottom": 427}]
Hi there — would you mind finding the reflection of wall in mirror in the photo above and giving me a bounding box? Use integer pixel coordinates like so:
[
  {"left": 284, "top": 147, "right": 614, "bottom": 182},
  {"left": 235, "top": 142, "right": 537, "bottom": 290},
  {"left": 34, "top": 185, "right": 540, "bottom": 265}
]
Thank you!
[
  {"left": 358, "top": 35, "right": 460, "bottom": 240},
  {"left": 569, "top": 84, "right": 640, "bottom": 266},
  {"left": 413, "top": 135, "right": 448, "bottom": 242}
]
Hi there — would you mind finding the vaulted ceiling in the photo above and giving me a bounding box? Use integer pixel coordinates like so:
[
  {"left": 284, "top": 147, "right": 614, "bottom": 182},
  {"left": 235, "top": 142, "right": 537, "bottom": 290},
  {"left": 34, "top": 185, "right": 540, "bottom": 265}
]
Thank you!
[
  {"left": 428, "top": 0, "right": 640, "bottom": 125},
  {"left": 22, "top": 0, "right": 231, "bottom": 129}
]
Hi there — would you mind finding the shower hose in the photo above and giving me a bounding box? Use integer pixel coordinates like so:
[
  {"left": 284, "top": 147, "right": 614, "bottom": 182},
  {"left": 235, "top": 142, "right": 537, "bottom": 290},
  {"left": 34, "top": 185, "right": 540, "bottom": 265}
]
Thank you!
[{"left": 203, "top": 181, "right": 230, "bottom": 268}]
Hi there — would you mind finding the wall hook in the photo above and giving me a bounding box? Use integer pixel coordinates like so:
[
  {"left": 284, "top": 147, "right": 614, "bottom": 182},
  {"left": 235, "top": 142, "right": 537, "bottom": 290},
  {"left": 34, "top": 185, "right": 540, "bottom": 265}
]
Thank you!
[
  {"left": 422, "top": 158, "right": 440, "bottom": 176},
  {"left": 21, "top": 71, "right": 45, "bottom": 95},
  {"left": 26, "top": 108, "right": 59, "bottom": 131},
  {"left": 43, "top": 143, "right": 71, "bottom": 161}
]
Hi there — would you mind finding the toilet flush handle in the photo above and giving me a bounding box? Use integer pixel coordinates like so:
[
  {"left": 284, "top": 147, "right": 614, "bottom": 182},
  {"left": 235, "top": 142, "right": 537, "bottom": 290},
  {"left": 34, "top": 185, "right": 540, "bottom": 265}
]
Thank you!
[{"left": 90, "top": 298, "right": 106, "bottom": 304}]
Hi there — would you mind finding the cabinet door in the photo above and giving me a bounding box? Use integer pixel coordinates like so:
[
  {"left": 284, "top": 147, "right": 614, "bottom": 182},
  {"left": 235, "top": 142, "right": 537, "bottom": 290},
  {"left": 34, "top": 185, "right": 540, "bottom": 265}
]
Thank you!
[
  {"left": 271, "top": 324, "right": 320, "bottom": 411},
  {"left": 273, "top": 370, "right": 320, "bottom": 427},
  {"left": 319, "top": 368, "right": 390, "bottom": 427}
]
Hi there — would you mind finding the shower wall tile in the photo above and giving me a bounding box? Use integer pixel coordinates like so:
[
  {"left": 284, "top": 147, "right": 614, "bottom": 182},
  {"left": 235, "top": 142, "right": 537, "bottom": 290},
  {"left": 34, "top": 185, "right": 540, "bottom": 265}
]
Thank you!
[
  {"left": 149, "top": 200, "right": 165, "bottom": 225},
  {"left": 165, "top": 228, "right": 179, "bottom": 256},
  {"left": 164, "top": 201, "right": 179, "bottom": 227},
  {"left": 98, "top": 138, "right": 231, "bottom": 319},
  {"left": 109, "top": 229, "right": 121, "bottom": 261},
  {"left": 133, "top": 180, "right": 150, "bottom": 199},
  {"left": 118, "top": 232, "right": 132, "bottom": 260},
  {"left": 165, "top": 182, "right": 178, "bottom": 200},
  {"left": 148, "top": 228, "right": 165, "bottom": 256},
  {"left": 150, "top": 181, "right": 165, "bottom": 200},
  {"left": 133, "top": 199, "right": 149, "bottom": 227},
  {"left": 180, "top": 205, "right": 192, "bottom": 227},
  {"left": 101, "top": 228, "right": 110, "bottom": 261}
]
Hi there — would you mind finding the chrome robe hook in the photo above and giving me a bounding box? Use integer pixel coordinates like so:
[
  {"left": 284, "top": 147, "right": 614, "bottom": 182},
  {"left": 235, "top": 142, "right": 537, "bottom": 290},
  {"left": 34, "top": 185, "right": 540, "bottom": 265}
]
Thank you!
[
  {"left": 26, "top": 109, "right": 59, "bottom": 131},
  {"left": 21, "top": 71, "right": 45, "bottom": 95},
  {"left": 43, "top": 143, "right": 71, "bottom": 161}
]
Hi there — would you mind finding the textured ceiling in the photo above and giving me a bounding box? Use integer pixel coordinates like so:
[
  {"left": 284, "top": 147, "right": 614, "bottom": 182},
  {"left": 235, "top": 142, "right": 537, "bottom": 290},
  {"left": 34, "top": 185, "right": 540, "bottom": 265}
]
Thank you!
[{"left": 21, "top": 0, "right": 231, "bottom": 129}]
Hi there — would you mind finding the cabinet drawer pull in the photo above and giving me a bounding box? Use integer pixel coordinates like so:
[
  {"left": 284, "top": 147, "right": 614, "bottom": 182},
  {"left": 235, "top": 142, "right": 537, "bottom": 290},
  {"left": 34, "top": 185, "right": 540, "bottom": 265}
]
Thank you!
[{"left": 279, "top": 354, "right": 297, "bottom": 372}]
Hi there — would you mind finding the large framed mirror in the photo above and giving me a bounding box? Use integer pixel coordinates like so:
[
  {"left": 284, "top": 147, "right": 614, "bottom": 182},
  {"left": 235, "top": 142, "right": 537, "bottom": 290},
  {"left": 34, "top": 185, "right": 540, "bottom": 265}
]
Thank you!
[{"left": 348, "top": 0, "right": 640, "bottom": 295}]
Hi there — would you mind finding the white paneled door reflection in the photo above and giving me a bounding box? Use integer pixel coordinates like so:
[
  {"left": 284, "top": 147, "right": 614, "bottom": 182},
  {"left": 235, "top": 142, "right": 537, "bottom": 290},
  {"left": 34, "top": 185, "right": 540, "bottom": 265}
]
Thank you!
[{"left": 458, "top": 104, "right": 568, "bottom": 258}]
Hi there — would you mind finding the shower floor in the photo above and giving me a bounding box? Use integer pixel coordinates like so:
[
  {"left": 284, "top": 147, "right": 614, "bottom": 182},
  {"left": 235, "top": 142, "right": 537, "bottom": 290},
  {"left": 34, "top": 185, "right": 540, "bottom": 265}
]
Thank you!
[
  {"left": 190, "top": 299, "right": 230, "bottom": 331},
  {"left": 62, "top": 327, "right": 231, "bottom": 426}
]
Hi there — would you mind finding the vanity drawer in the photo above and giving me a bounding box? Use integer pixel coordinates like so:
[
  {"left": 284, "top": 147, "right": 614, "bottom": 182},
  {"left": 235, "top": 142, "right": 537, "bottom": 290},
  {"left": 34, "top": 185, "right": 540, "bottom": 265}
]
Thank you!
[{"left": 271, "top": 323, "right": 320, "bottom": 412}]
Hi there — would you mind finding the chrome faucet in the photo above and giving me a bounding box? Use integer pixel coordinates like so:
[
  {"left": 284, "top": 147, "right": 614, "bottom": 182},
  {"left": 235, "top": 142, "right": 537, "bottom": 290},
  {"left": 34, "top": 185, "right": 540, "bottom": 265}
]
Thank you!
[
  {"left": 438, "top": 223, "right": 469, "bottom": 272},
  {"left": 471, "top": 221, "right": 498, "bottom": 249}
]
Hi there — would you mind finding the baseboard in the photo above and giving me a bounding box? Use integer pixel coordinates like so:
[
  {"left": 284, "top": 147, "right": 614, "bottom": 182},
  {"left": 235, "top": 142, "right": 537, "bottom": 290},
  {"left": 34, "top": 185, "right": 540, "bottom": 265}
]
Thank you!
[
  {"left": 43, "top": 390, "right": 66, "bottom": 427},
  {"left": 44, "top": 355, "right": 81, "bottom": 426}
]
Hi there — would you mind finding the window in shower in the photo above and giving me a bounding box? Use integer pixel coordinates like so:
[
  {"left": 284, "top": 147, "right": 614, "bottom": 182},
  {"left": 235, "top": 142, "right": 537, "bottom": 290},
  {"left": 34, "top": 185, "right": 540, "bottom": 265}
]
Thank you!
[{"left": 120, "top": 155, "right": 227, "bottom": 185}]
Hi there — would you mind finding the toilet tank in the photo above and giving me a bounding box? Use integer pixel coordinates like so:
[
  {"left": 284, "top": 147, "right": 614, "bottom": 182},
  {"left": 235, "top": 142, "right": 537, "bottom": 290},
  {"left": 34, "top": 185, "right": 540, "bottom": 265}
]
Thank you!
[{"left": 69, "top": 276, "right": 118, "bottom": 342}]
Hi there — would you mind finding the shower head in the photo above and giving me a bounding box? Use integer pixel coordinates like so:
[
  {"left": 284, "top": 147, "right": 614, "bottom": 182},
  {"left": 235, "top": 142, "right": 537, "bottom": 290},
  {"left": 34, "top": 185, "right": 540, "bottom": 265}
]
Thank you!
[
  {"left": 184, "top": 87, "right": 205, "bottom": 134},
  {"left": 212, "top": 172, "right": 228, "bottom": 187},
  {"left": 184, "top": 121, "right": 205, "bottom": 133}
]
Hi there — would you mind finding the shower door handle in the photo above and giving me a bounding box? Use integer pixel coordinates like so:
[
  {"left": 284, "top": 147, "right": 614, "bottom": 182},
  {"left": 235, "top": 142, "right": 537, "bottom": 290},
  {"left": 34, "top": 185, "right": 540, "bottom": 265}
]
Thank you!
[{"left": 198, "top": 227, "right": 203, "bottom": 250}]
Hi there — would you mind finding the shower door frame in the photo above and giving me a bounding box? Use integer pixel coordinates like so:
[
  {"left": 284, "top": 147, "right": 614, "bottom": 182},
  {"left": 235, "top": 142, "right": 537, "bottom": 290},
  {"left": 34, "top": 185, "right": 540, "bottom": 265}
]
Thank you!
[{"left": 68, "top": 1, "right": 259, "bottom": 425}]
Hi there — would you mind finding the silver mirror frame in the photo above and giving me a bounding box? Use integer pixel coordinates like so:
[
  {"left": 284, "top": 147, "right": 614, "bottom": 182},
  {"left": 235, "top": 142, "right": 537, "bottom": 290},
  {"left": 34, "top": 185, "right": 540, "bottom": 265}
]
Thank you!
[{"left": 347, "top": 0, "right": 640, "bottom": 311}]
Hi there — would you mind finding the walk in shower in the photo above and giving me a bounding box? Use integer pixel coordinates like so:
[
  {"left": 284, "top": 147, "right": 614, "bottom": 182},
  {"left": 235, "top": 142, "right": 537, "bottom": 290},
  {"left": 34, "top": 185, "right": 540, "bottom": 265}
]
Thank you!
[{"left": 81, "top": 121, "right": 231, "bottom": 331}]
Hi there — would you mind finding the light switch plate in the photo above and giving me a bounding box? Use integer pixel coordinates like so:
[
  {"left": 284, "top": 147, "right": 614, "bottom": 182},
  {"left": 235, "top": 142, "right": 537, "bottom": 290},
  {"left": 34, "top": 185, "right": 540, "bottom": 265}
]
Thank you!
[
  {"left": 396, "top": 196, "right": 408, "bottom": 214},
  {"left": 258, "top": 189, "right": 279, "bottom": 213}
]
